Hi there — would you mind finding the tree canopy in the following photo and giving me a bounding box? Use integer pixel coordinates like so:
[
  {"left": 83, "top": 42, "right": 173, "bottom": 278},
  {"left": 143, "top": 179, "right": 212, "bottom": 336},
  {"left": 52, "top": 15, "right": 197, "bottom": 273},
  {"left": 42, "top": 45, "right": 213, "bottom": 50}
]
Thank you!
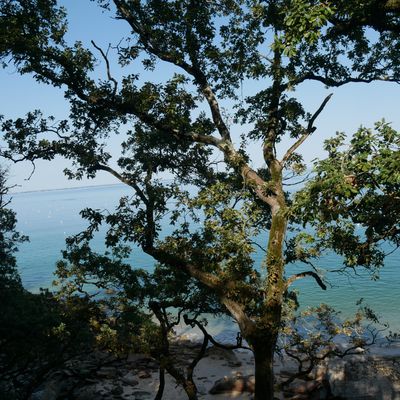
[{"left": 1, "top": 1, "right": 400, "bottom": 399}]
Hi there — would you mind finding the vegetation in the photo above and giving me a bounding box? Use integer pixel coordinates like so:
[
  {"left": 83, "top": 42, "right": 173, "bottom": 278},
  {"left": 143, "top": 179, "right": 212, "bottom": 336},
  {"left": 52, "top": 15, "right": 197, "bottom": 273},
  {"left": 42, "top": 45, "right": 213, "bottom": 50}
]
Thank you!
[
  {"left": 1, "top": 1, "right": 400, "bottom": 399},
  {"left": 0, "top": 167, "right": 86, "bottom": 399},
  {"left": 0, "top": 167, "right": 137, "bottom": 399}
]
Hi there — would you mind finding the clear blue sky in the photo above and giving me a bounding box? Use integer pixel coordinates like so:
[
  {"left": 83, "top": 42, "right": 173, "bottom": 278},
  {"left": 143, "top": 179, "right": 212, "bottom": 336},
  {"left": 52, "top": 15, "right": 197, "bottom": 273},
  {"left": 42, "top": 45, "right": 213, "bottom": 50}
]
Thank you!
[{"left": 1, "top": 1, "right": 399, "bottom": 192}]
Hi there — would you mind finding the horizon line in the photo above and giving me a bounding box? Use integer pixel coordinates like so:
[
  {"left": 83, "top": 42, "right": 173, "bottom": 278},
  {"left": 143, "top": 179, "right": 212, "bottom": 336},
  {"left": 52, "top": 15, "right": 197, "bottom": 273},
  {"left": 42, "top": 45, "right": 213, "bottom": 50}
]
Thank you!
[{"left": 10, "top": 182, "right": 124, "bottom": 195}]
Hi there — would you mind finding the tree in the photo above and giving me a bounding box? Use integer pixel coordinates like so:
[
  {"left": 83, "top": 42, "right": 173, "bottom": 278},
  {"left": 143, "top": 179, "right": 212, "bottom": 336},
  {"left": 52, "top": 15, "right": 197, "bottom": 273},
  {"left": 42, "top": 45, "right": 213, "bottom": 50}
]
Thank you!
[
  {"left": 0, "top": 167, "right": 25, "bottom": 289},
  {"left": 1, "top": 1, "right": 400, "bottom": 398},
  {"left": 0, "top": 166, "right": 144, "bottom": 399},
  {"left": 0, "top": 167, "right": 94, "bottom": 399}
]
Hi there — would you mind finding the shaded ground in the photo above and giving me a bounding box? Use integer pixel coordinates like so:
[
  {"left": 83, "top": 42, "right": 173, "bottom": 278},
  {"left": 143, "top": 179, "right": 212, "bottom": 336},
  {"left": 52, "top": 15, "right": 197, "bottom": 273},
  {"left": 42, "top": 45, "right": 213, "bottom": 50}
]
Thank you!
[{"left": 27, "top": 341, "right": 400, "bottom": 400}]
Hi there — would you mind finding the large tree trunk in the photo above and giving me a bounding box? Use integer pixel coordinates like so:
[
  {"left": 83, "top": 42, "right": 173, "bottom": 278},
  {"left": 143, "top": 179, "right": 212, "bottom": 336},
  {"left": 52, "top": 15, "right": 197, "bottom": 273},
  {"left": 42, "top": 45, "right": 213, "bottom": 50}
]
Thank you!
[
  {"left": 253, "top": 337, "right": 276, "bottom": 400},
  {"left": 250, "top": 159, "right": 286, "bottom": 400}
]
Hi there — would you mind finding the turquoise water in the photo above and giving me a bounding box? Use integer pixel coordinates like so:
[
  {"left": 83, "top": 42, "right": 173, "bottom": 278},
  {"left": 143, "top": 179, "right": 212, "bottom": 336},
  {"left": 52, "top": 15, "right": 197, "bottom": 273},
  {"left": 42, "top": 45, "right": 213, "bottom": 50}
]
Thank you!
[{"left": 9, "top": 184, "right": 400, "bottom": 331}]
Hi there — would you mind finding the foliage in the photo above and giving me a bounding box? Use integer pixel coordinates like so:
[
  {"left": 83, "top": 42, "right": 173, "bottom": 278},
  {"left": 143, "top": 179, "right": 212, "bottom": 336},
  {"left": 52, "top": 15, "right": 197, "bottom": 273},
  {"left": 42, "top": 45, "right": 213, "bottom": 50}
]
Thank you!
[
  {"left": 1, "top": 1, "right": 400, "bottom": 399},
  {"left": 0, "top": 167, "right": 27, "bottom": 288},
  {"left": 278, "top": 300, "right": 388, "bottom": 390},
  {"left": 0, "top": 167, "right": 126, "bottom": 399},
  {"left": 291, "top": 122, "right": 400, "bottom": 276}
]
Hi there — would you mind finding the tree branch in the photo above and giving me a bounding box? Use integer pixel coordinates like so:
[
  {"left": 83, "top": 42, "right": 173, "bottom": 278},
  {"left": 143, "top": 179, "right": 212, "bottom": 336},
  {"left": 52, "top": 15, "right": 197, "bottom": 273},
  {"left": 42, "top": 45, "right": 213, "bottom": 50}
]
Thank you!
[
  {"left": 113, "top": 0, "right": 231, "bottom": 142},
  {"left": 220, "top": 296, "right": 256, "bottom": 337},
  {"left": 327, "top": 2, "right": 400, "bottom": 36},
  {"left": 281, "top": 94, "right": 333, "bottom": 165},
  {"left": 91, "top": 40, "right": 118, "bottom": 97},
  {"left": 286, "top": 271, "right": 327, "bottom": 291},
  {"left": 293, "top": 73, "right": 400, "bottom": 88},
  {"left": 89, "top": 163, "right": 149, "bottom": 205},
  {"left": 184, "top": 320, "right": 209, "bottom": 382},
  {"left": 143, "top": 235, "right": 256, "bottom": 337},
  {"left": 144, "top": 246, "right": 224, "bottom": 292},
  {"left": 183, "top": 314, "right": 253, "bottom": 352}
]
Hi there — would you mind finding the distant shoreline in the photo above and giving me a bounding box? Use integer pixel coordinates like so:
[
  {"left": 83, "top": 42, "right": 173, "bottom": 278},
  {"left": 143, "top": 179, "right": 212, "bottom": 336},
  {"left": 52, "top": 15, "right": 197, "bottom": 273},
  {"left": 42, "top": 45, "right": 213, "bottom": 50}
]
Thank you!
[
  {"left": 9, "top": 178, "right": 177, "bottom": 195},
  {"left": 10, "top": 182, "right": 125, "bottom": 195}
]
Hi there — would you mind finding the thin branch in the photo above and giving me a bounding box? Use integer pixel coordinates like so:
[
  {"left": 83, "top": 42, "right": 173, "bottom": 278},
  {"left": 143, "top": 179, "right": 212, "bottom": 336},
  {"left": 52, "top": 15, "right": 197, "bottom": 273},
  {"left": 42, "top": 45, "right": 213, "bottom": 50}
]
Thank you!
[
  {"left": 293, "top": 73, "right": 400, "bottom": 88},
  {"left": 283, "top": 172, "right": 313, "bottom": 187},
  {"left": 25, "top": 161, "right": 36, "bottom": 181},
  {"left": 183, "top": 314, "right": 253, "bottom": 352},
  {"left": 250, "top": 240, "right": 267, "bottom": 253},
  {"left": 282, "top": 323, "right": 381, "bottom": 388},
  {"left": 286, "top": 271, "right": 327, "bottom": 291},
  {"left": 89, "top": 163, "right": 149, "bottom": 205},
  {"left": 282, "top": 349, "right": 314, "bottom": 386},
  {"left": 46, "top": 127, "right": 71, "bottom": 140},
  {"left": 104, "top": 94, "right": 224, "bottom": 148},
  {"left": 385, "top": 244, "right": 400, "bottom": 257},
  {"left": 0, "top": 183, "right": 19, "bottom": 209},
  {"left": 91, "top": 40, "right": 118, "bottom": 96},
  {"left": 186, "top": 328, "right": 209, "bottom": 382},
  {"left": 281, "top": 94, "right": 333, "bottom": 165}
]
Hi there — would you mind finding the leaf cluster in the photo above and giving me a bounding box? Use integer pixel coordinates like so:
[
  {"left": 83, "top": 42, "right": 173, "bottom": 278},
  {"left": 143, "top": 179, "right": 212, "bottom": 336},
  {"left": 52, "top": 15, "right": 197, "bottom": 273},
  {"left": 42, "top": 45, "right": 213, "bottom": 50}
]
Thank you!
[{"left": 291, "top": 121, "right": 400, "bottom": 273}]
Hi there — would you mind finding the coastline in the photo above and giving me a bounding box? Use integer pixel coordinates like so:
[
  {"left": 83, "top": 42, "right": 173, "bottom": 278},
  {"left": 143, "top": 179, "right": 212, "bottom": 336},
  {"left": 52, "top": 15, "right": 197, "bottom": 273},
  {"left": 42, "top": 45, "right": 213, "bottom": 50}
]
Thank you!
[{"left": 30, "top": 335, "right": 400, "bottom": 400}]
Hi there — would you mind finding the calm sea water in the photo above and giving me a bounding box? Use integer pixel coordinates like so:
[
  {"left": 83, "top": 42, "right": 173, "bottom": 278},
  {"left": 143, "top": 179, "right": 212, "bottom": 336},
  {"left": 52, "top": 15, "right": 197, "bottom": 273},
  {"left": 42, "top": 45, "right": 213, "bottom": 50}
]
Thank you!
[{"left": 9, "top": 184, "right": 400, "bottom": 331}]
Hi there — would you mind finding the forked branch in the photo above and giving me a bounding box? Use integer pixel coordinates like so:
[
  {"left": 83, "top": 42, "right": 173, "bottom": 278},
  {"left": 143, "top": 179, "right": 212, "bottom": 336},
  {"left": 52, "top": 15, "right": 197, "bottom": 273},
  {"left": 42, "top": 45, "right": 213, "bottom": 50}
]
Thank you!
[
  {"left": 91, "top": 40, "right": 118, "bottom": 96},
  {"left": 281, "top": 94, "right": 333, "bottom": 165}
]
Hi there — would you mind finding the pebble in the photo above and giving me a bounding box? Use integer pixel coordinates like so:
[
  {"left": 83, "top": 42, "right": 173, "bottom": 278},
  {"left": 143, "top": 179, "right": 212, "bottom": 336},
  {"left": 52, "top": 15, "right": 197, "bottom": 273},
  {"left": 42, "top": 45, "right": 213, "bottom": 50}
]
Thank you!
[
  {"left": 132, "top": 390, "right": 152, "bottom": 399},
  {"left": 97, "top": 367, "right": 118, "bottom": 379},
  {"left": 121, "top": 373, "right": 139, "bottom": 386},
  {"left": 138, "top": 370, "right": 151, "bottom": 379}
]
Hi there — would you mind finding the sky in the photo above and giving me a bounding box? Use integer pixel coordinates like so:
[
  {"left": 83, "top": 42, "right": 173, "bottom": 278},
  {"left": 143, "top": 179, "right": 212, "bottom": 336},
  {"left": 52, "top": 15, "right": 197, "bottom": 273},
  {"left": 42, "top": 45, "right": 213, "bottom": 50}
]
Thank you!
[{"left": 1, "top": 1, "right": 400, "bottom": 193}]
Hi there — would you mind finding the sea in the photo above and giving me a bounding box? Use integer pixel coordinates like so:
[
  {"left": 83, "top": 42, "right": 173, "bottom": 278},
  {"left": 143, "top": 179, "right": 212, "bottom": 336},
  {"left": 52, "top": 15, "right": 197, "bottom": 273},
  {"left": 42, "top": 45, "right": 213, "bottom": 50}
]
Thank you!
[{"left": 9, "top": 183, "right": 400, "bottom": 334}]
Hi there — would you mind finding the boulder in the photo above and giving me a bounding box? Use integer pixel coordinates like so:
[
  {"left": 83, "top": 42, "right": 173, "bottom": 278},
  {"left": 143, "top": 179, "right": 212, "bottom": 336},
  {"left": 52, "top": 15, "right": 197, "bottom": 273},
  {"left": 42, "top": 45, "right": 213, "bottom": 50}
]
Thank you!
[
  {"left": 287, "top": 379, "right": 322, "bottom": 395},
  {"left": 209, "top": 375, "right": 255, "bottom": 394},
  {"left": 327, "top": 356, "right": 400, "bottom": 400}
]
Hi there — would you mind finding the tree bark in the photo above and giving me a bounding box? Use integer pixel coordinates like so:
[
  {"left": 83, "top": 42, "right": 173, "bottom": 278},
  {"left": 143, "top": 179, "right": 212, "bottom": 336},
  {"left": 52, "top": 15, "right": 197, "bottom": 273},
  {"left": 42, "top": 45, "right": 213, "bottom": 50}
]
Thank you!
[
  {"left": 154, "top": 367, "right": 165, "bottom": 400},
  {"left": 182, "top": 381, "right": 198, "bottom": 400},
  {"left": 248, "top": 159, "right": 287, "bottom": 400},
  {"left": 253, "top": 337, "right": 276, "bottom": 400}
]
